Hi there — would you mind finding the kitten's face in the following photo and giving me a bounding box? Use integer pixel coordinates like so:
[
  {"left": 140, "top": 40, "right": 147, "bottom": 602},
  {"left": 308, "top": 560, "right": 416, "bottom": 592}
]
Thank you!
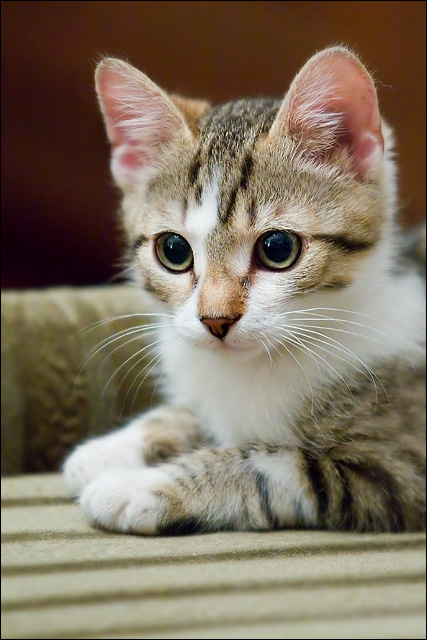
[{"left": 96, "top": 48, "right": 390, "bottom": 354}]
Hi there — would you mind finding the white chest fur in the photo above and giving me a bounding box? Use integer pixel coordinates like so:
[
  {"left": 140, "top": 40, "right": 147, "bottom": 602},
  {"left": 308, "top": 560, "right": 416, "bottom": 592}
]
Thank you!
[
  {"left": 159, "top": 272, "right": 425, "bottom": 447},
  {"left": 161, "top": 337, "right": 306, "bottom": 446}
]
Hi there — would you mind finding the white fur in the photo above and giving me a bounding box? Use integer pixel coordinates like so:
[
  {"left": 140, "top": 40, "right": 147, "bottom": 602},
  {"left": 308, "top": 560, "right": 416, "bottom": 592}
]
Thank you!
[
  {"left": 162, "top": 269, "right": 425, "bottom": 447},
  {"left": 286, "top": 68, "right": 344, "bottom": 147},
  {"left": 251, "top": 451, "right": 318, "bottom": 526},
  {"left": 184, "top": 173, "right": 221, "bottom": 275},
  {"left": 185, "top": 174, "right": 221, "bottom": 242},
  {"left": 63, "top": 416, "right": 148, "bottom": 496},
  {"left": 80, "top": 467, "right": 170, "bottom": 534}
]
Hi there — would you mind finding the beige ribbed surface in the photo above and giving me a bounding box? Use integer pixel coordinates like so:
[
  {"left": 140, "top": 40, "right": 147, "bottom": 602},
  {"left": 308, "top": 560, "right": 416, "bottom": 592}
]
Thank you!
[{"left": 1, "top": 474, "right": 426, "bottom": 639}]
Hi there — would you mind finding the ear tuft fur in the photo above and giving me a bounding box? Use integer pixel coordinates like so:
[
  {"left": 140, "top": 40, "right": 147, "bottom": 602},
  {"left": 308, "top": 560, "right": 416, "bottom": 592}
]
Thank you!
[
  {"left": 95, "top": 58, "right": 192, "bottom": 189},
  {"left": 269, "top": 47, "right": 384, "bottom": 179}
]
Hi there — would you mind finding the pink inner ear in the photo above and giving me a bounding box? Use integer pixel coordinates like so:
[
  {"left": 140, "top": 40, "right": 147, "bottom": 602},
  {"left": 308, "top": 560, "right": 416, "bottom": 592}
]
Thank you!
[
  {"left": 95, "top": 59, "right": 187, "bottom": 187},
  {"left": 283, "top": 49, "right": 384, "bottom": 179},
  {"left": 110, "top": 144, "right": 155, "bottom": 186}
]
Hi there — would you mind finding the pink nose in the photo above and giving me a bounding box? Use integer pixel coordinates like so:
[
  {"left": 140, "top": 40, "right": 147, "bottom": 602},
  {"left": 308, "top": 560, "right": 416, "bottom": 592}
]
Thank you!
[{"left": 200, "top": 316, "right": 241, "bottom": 340}]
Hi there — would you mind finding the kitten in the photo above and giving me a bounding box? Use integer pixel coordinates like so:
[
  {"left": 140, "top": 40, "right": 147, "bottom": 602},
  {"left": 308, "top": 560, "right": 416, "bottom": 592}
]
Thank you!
[{"left": 63, "top": 47, "right": 426, "bottom": 534}]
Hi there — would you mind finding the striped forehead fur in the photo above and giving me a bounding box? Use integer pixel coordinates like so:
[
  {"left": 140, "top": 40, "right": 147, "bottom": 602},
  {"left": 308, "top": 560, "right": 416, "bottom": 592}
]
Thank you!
[
  {"left": 143, "top": 93, "right": 387, "bottom": 238},
  {"left": 185, "top": 99, "right": 281, "bottom": 220}
]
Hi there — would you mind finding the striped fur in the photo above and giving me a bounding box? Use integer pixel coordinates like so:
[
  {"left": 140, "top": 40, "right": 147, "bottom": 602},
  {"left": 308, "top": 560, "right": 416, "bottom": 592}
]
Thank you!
[{"left": 65, "top": 47, "right": 425, "bottom": 535}]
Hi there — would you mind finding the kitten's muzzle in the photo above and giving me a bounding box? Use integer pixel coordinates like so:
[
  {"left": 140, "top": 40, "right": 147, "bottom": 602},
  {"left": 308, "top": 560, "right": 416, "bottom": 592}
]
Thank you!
[{"left": 200, "top": 315, "right": 241, "bottom": 340}]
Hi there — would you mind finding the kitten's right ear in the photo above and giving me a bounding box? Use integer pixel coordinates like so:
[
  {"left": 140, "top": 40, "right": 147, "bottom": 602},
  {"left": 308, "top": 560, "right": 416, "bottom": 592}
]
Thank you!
[
  {"left": 268, "top": 47, "right": 384, "bottom": 180},
  {"left": 95, "top": 58, "right": 192, "bottom": 189}
]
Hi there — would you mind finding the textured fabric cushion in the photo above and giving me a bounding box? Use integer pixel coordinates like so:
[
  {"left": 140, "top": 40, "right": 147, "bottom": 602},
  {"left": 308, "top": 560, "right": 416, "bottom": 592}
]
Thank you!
[
  {"left": 2, "top": 474, "right": 426, "bottom": 639},
  {"left": 1, "top": 286, "right": 160, "bottom": 475}
]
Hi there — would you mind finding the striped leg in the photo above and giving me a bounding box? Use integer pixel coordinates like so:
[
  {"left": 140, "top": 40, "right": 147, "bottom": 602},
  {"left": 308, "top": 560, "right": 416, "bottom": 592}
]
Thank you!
[{"left": 80, "top": 440, "right": 425, "bottom": 534}]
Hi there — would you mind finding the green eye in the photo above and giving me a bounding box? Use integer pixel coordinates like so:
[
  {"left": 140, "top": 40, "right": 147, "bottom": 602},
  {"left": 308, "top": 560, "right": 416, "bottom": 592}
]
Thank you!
[
  {"left": 155, "top": 233, "right": 193, "bottom": 273},
  {"left": 256, "top": 231, "right": 302, "bottom": 270}
]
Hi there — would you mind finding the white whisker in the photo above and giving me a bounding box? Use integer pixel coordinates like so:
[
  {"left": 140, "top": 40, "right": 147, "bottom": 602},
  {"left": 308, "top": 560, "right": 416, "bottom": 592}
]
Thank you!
[
  {"left": 111, "top": 340, "right": 163, "bottom": 409},
  {"left": 258, "top": 334, "right": 274, "bottom": 368},
  {"left": 279, "top": 329, "right": 356, "bottom": 404},
  {"left": 86, "top": 323, "right": 166, "bottom": 356},
  {"left": 128, "top": 352, "right": 165, "bottom": 416},
  {"left": 289, "top": 326, "right": 390, "bottom": 411},
  {"left": 89, "top": 323, "right": 172, "bottom": 361},
  {"left": 117, "top": 349, "right": 164, "bottom": 417},
  {"left": 281, "top": 327, "right": 380, "bottom": 408},
  {"left": 268, "top": 334, "right": 316, "bottom": 415},
  {"left": 77, "top": 312, "right": 174, "bottom": 335},
  {"left": 101, "top": 337, "right": 165, "bottom": 397},
  {"left": 278, "top": 321, "right": 385, "bottom": 346},
  {"left": 275, "top": 308, "right": 391, "bottom": 338},
  {"left": 76, "top": 324, "right": 170, "bottom": 379}
]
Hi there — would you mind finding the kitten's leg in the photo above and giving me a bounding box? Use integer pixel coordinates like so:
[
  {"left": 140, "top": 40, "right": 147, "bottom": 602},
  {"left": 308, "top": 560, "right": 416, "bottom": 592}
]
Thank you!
[
  {"left": 80, "top": 445, "right": 315, "bottom": 534},
  {"left": 62, "top": 406, "right": 203, "bottom": 497},
  {"left": 80, "top": 440, "right": 425, "bottom": 534}
]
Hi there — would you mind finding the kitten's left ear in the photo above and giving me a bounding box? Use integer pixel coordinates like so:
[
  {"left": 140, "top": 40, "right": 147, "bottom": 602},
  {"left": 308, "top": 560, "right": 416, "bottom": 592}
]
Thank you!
[
  {"left": 269, "top": 47, "right": 384, "bottom": 179},
  {"left": 95, "top": 58, "right": 194, "bottom": 189}
]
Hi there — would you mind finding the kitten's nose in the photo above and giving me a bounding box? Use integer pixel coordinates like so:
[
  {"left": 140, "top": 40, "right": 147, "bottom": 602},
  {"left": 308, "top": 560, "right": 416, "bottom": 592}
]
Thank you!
[{"left": 200, "top": 316, "right": 241, "bottom": 340}]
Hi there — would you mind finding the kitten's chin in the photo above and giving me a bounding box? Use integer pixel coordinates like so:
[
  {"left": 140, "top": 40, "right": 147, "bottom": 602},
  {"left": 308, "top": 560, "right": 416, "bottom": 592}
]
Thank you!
[{"left": 183, "top": 333, "right": 265, "bottom": 359}]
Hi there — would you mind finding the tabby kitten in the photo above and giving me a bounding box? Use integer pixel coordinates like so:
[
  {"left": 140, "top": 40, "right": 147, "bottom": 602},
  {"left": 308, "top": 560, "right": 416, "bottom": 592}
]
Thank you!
[{"left": 63, "top": 47, "right": 426, "bottom": 534}]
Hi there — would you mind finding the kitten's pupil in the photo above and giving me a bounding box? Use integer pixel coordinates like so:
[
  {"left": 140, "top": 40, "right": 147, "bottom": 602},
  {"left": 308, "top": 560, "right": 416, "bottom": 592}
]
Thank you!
[
  {"left": 263, "top": 233, "right": 293, "bottom": 262},
  {"left": 163, "top": 235, "right": 189, "bottom": 265},
  {"left": 156, "top": 233, "right": 193, "bottom": 273},
  {"left": 256, "top": 231, "right": 301, "bottom": 270}
]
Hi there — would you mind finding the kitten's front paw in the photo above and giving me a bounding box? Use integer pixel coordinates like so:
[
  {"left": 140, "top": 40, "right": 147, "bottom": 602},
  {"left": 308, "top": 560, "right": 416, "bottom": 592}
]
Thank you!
[
  {"left": 79, "top": 468, "right": 170, "bottom": 535},
  {"left": 63, "top": 432, "right": 143, "bottom": 497}
]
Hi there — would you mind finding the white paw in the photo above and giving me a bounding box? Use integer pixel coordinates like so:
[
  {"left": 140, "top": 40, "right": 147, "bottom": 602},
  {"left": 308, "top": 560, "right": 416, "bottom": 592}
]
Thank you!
[
  {"left": 63, "top": 422, "right": 145, "bottom": 496},
  {"left": 79, "top": 468, "right": 170, "bottom": 534}
]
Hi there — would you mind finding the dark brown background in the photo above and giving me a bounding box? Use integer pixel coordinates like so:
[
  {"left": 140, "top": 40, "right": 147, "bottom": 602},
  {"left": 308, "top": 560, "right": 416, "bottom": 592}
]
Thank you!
[{"left": 2, "top": 1, "right": 425, "bottom": 289}]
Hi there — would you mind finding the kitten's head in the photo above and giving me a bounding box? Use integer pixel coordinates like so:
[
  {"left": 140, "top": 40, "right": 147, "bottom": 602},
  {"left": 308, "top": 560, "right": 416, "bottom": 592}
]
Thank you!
[{"left": 96, "top": 47, "right": 395, "bottom": 352}]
